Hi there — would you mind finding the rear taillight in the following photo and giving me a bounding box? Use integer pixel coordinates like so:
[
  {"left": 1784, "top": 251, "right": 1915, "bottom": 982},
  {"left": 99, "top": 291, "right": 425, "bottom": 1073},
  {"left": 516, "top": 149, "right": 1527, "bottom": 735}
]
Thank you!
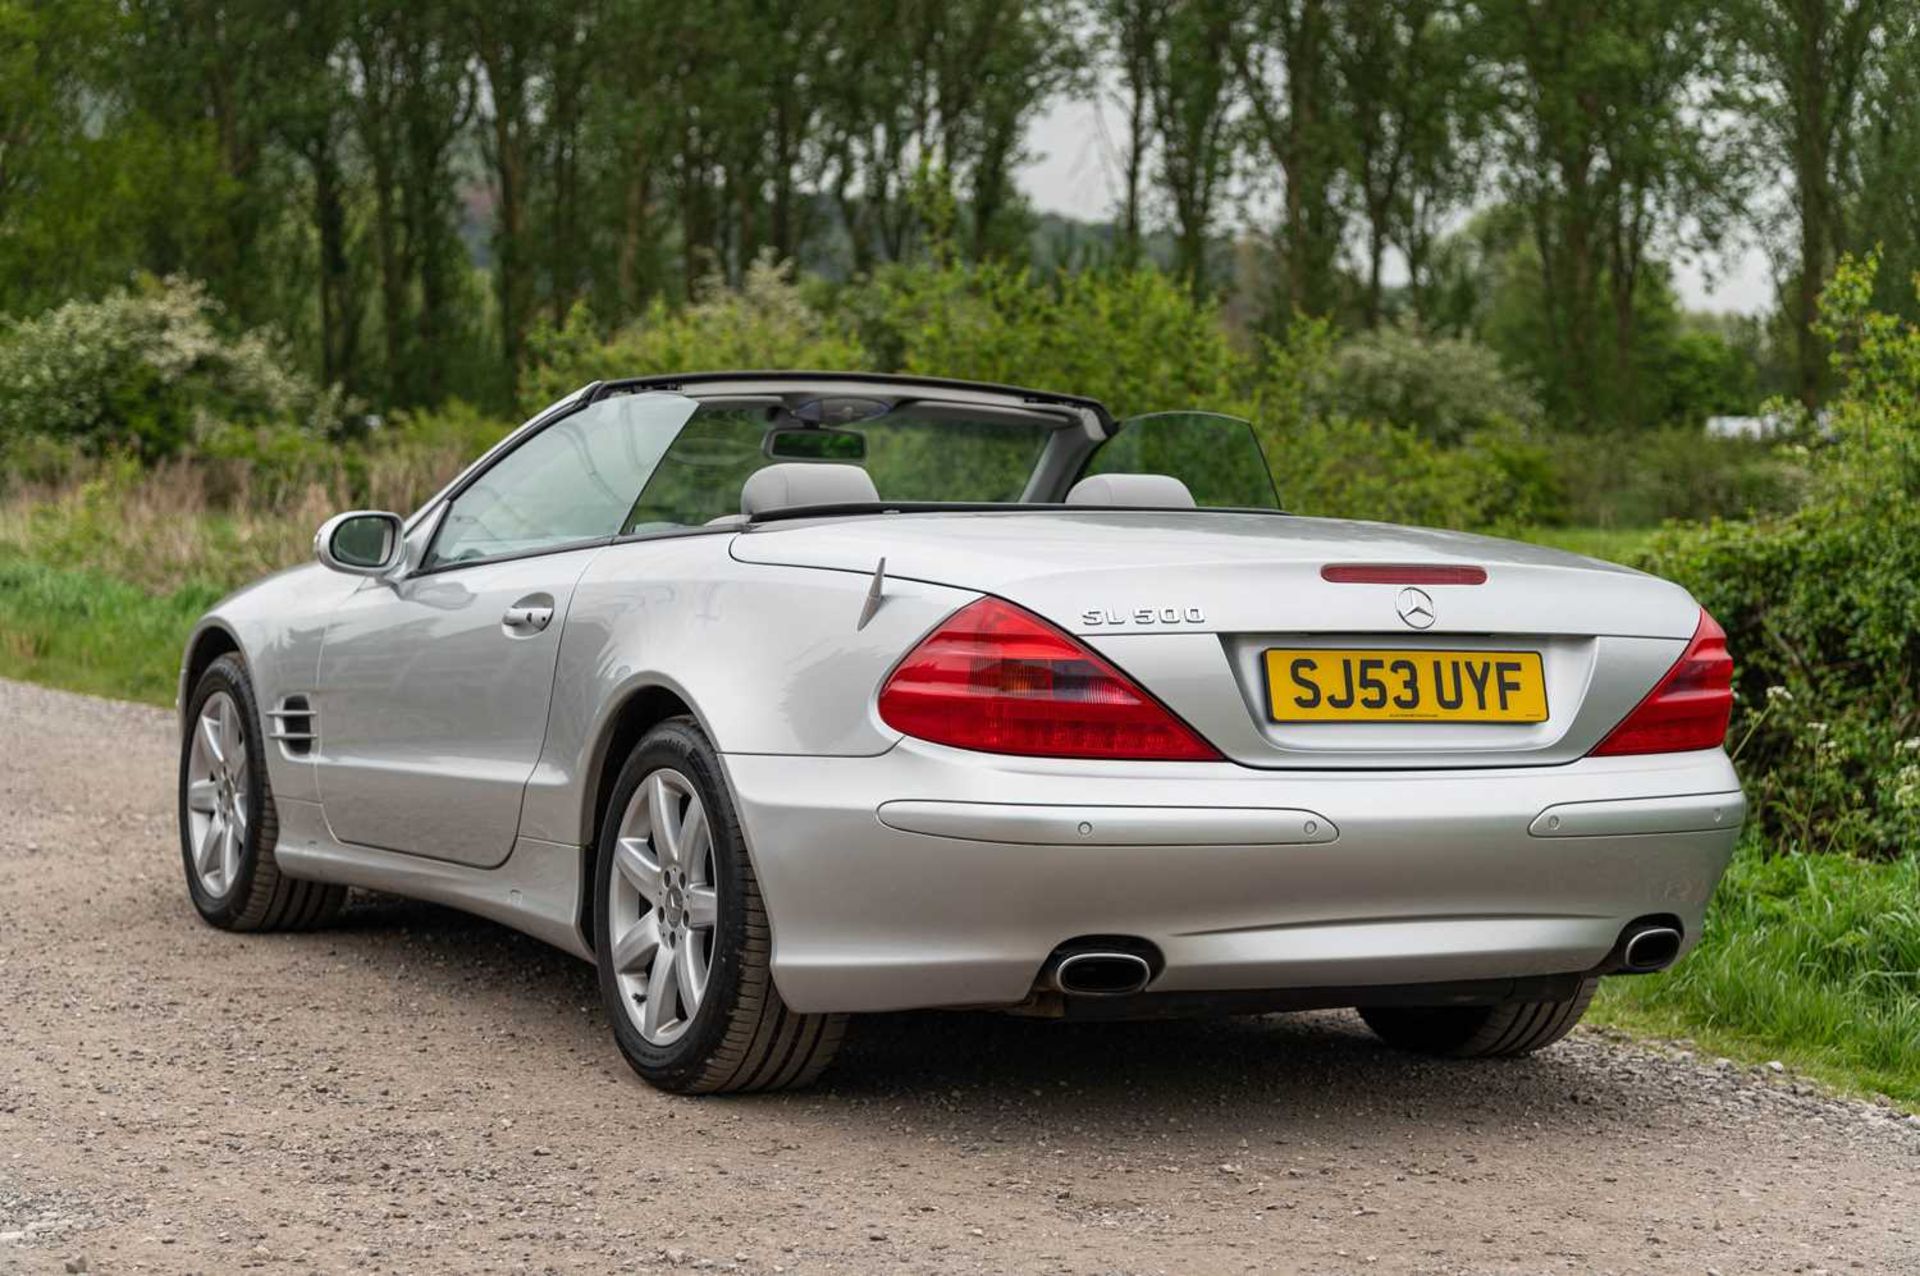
[
  {"left": 877, "top": 597, "right": 1220, "bottom": 761},
  {"left": 1591, "top": 608, "right": 1733, "bottom": 756}
]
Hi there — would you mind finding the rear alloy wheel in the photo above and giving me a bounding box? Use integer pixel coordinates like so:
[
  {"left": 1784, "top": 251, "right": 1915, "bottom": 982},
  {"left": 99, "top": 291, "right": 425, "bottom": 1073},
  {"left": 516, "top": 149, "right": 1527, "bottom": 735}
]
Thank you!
[
  {"left": 606, "top": 767, "right": 719, "bottom": 1045},
  {"left": 1359, "top": 979, "right": 1598, "bottom": 1058},
  {"left": 594, "top": 718, "right": 845, "bottom": 1093},
  {"left": 179, "top": 653, "right": 345, "bottom": 931}
]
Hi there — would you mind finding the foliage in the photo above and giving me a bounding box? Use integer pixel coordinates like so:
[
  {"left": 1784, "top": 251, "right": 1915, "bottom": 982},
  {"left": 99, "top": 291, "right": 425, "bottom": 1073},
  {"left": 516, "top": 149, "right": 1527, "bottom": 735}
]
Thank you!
[
  {"left": 0, "top": 278, "right": 347, "bottom": 459},
  {"left": 194, "top": 400, "right": 511, "bottom": 513},
  {"left": 865, "top": 260, "right": 1247, "bottom": 416},
  {"left": 1476, "top": 0, "right": 1734, "bottom": 429},
  {"left": 9, "top": 0, "right": 1899, "bottom": 436},
  {"left": 1596, "top": 835, "right": 1920, "bottom": 1106},
  {"left": 522, "top": 258, "right": 870, "bottom": 411},
  {"left": 1546, "top": 427, "right": 1805, "bottom": 527},
  {"left": 1271, "top": 415, "right": 1562, "bottom": 532},
  {"left": 1311, "top": 319, "right": 1542, "bottom": 443},
  {"left": 1638, "top": 255, "right": 1920, "bottom": 858}
]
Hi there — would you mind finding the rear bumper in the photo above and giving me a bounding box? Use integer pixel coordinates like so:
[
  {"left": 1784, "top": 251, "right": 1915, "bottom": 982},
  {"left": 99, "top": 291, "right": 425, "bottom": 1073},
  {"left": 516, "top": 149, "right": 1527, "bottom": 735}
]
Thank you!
[{"left": 723, "top": 744, "right": 1743, "bottom": 1014}]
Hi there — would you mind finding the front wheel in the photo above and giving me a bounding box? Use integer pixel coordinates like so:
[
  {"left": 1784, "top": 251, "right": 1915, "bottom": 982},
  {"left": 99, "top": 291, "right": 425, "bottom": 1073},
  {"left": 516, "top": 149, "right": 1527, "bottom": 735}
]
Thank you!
[
  {"left": 593, "top": 718, "right": 845, "bottom": 1093},
  {"left": 178, "top": 653, "right": 345, "bottom": 931},
  {"left": 1358, "top": 979, "right": 1598, "bottom": 1058}
]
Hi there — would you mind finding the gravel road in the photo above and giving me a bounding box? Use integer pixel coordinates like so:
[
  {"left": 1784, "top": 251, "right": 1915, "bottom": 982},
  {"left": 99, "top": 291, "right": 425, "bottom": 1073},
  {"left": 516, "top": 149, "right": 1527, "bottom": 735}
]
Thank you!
[{"left": 1, "top": 677, "right": 1916, "bottom": 1275}]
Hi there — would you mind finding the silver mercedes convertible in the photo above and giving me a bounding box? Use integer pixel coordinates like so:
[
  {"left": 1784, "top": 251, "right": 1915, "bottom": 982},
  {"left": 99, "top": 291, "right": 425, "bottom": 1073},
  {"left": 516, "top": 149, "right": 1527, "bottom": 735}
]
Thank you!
[{"left": 176, "top": 372, "right": 1744, "bottom": 1092}]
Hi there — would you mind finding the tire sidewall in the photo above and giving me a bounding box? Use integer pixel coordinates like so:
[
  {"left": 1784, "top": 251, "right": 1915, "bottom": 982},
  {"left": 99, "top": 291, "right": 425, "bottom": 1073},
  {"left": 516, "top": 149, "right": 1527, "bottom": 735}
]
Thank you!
[
  {"left": 594, "top": 720, "right": 752, "bottom": 1089},
  {"left": 178, "top": 655, "right": 271, "bottom": 925}
]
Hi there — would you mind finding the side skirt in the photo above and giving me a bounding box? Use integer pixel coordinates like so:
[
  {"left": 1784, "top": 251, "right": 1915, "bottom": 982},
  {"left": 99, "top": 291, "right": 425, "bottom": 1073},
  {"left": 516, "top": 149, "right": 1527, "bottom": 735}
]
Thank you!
[{"left": 274, "top": 797, "right": 594, "bottom": 961}]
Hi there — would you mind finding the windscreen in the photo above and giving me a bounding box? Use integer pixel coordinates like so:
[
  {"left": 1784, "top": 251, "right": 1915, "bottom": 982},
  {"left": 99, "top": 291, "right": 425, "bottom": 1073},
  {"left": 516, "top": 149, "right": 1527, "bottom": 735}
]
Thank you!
[{"left": 622, "top": 402, "right": 1055, "bottom": 532}]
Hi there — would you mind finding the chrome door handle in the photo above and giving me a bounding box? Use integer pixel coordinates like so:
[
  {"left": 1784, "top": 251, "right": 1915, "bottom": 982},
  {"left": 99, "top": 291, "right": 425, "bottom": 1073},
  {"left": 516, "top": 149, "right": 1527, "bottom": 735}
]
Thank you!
[{"left": 502, "top": 604, "right": 553, "bottom": 633}]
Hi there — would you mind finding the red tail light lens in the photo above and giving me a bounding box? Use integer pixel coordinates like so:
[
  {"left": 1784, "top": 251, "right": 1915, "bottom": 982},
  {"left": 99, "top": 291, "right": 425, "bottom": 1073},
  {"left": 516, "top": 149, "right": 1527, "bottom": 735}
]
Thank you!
[
  {"left": 878, "top": 598, "right": 1221, "bottom": 760},
  {"left": 1591, "top": 608, "right": 1734, "bottom": 756}
]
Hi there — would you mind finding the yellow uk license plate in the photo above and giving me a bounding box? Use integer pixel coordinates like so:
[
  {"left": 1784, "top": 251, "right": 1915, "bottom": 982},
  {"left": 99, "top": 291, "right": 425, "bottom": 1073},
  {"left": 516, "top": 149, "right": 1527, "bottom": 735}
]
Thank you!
[{"left": 1264, "top": 649, "right": 1548, "bottom": 723}]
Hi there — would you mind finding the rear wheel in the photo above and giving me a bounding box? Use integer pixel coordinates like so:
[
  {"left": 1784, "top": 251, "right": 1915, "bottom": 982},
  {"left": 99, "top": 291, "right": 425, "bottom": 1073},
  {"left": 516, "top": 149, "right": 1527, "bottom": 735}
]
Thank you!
[
  {"left": 179, "top": 653, "right": 345, "bottom": 931},
  {"left": 1358, "top": 980, "right": 1598, "bottom": 1058},
  {"left": 594, "top": 718, "right": 846, "bottom": 1093}
]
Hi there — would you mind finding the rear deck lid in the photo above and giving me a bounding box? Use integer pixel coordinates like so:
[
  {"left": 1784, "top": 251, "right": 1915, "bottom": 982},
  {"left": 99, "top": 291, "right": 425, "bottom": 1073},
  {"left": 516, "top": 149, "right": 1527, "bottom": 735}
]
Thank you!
[{"left": 731, "top": 510, "right": 1702, "bottom": 768}]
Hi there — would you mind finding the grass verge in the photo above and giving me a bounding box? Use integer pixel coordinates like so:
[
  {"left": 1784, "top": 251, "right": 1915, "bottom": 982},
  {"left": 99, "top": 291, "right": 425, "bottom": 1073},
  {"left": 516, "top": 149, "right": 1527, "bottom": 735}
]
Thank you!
[
  {"left": 1592, "top": 836, "right": 1920, "bottom": 1108},
  {"left": 0, "top": 553, "right": 218, "bottom": 705}
]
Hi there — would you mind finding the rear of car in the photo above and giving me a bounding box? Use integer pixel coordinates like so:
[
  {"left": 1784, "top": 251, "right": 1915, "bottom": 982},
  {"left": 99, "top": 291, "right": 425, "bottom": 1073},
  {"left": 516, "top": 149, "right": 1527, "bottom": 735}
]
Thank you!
[
  {"left": 188, "top": 370, "right": 1743, "bottom": 1092},
  {"left": 723, "top": 511, "right": 1742, "bottom": 1025}
]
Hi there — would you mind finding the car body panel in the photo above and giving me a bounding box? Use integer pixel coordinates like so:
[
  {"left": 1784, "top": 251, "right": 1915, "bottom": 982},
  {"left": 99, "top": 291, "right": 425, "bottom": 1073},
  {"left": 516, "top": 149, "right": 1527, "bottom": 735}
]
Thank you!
[
  {"left": 728, "top": 510, "right": 1698, "bottom": 638},
  {"left": 724, "top": 742, "right": 1742, "bottom": 1012},
  {"left": 176, "top": 375, "right": 1745, "bottom": 1020},
  {"left": 179, "top": 563, "right": 359, "bottom": 806},
  {"left": 314, "top": 545, "right": 603, "bottom": 866},
  {"left": 519, "top": 534, "right": 970, "bottom": 845},
  {"left": 733, "top": 510, "right": 1699, "bottom": 770}
]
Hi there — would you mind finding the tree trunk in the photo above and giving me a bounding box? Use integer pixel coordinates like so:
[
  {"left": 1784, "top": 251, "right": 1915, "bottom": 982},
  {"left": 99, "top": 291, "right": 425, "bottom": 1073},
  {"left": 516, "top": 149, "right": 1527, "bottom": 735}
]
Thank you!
[
  {"left": 310, "top": 139, "right": 355, "bottom": 391},
  {"left": 1793, "top": 12, "right": 1829, "bottom": 408},
  {"left": 618, "top": 129, "right": 653, "bottom": 314},
  {"left": 492, "top": 105, "right": 528, "bottom": 379}
]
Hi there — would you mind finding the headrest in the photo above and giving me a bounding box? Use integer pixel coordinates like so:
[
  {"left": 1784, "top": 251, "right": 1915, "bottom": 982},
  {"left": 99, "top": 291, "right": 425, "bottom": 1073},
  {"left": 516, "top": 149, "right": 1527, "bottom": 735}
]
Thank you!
[
  {"left": 741, "top": 462, "right": 880, "bottom": 516},
  {"left": 1064, "top": 473, "right": 1197, "bottom": 508}
]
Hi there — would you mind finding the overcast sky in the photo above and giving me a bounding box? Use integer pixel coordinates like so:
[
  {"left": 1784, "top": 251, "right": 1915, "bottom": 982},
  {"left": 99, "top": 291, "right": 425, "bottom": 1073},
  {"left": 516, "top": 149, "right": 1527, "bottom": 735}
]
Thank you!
[{"left": 1016, "top": 95, "right": 1777, "bottom": 316}]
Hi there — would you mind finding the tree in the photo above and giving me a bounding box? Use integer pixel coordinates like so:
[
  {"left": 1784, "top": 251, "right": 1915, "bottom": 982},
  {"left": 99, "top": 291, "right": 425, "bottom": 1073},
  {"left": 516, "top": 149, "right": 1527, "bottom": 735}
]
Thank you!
[
  {"left": 1333, "top": 0, "right": 1484, "bottom": 326},
  {"left": 1482, "top": 0, "right": 1727, "bottom": 428},
  {"left": 1153, "top": 0, "right": 1238, "bottom": 294},
  {"left": 1851, "top": 3, "right": 1920, "bottom": 324},
  {"left": 263, "top": 0, "right": 361, "bottom": 389},
  {"left": 1095, "top": 0, "right": 1168, "bottom": 265},
  {"left": 1728, "top": 0, "right": 1887, "bottom": 405},
  {"left": 0, "top": 0, "right": 148, "bottom": 309},
  {"left": 347, "top": 0, "right": 475, "bottom": 405},
  {"left": 1233, "top": 0, "right": 1344, "bottom": 320},
  {"left": 465, "top": 0, "right": 575, "bottom": 385}
]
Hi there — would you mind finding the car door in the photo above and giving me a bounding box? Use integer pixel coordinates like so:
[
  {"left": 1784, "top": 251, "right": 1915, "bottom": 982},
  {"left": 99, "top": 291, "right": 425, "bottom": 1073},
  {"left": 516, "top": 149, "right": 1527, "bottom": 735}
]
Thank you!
[{"left": 315, "top": 392, "right": 697, "bottom": 866}]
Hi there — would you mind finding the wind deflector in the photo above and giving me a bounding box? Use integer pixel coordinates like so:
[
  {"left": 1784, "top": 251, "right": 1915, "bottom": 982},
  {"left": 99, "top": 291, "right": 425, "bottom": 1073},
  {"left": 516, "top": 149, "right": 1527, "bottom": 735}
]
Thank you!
[{"left": 1083, "top": 412, "right": 1282, "bottom": 510}]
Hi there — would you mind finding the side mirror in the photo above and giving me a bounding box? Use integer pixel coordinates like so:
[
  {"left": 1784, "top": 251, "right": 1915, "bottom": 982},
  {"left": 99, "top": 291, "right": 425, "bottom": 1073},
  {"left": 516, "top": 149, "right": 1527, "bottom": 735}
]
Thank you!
[{"left": 315, "top": 511, "right": 406, "bottom": 577}]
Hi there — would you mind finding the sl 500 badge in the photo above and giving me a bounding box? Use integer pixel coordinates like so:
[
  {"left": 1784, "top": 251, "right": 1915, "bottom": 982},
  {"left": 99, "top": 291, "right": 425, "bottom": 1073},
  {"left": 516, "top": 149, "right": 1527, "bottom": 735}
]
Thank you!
[{"left": 1082, "top": 605, "right": 1207, "bottom": 626}]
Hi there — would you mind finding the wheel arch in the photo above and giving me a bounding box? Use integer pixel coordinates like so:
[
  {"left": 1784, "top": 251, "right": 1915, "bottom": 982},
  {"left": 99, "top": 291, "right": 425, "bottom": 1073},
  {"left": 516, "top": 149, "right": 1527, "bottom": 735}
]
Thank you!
[
  {"left": 179, "top": 622, "right": 244, "bottom": 720},
  {"left": 575, "top": 681, "right": 703, "bottom": 956}
]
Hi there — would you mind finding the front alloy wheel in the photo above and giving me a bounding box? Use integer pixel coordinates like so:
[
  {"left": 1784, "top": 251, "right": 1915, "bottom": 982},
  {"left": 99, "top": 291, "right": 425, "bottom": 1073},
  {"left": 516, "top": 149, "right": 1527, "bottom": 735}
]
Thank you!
[
  {"left": 594, "top": 718, "right": 845, "bottom": 1093},
  {"left": 177, "top": 652, "right": 344, "bottom": 931},
  {"left": 184, "top": 690, "right": 250, "bottom": 897}
]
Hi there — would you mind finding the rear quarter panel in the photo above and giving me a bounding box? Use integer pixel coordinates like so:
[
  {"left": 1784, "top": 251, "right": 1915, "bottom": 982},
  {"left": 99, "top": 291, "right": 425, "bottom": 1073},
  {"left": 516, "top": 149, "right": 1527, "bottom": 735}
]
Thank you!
[{"left": 520, "top": 534, "right": 978, "bottom": 846}]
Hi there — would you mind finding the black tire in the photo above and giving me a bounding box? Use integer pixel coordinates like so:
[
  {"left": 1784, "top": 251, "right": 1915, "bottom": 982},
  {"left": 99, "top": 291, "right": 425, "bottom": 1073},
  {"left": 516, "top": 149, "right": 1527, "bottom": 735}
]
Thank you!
[
  {"left": 594, "top": 718, "right": 846, "bottom": 1094},
  {"left": 178, "top": 653, "right": 346, "bottom": 931},
  {"left": 1358, "top": 979, "right": 1598, "bottom": 1058}
]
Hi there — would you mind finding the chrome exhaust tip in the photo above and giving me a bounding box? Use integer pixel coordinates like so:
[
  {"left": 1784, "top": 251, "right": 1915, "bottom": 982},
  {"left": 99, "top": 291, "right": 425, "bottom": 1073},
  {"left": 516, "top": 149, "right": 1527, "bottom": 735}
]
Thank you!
[
  {"left": 1049, "top": 951, "right": 1153, "bottom": 997},
  {"left": 1621, "top": 926, "right": 1683, "bottom": 973}
]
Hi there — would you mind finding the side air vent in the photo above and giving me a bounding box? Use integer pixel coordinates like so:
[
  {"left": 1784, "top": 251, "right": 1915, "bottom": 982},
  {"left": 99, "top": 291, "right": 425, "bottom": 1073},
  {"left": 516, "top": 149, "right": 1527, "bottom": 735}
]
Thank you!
[{"left": 268, "top": 695, "right": 317, "bottom": 758}]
